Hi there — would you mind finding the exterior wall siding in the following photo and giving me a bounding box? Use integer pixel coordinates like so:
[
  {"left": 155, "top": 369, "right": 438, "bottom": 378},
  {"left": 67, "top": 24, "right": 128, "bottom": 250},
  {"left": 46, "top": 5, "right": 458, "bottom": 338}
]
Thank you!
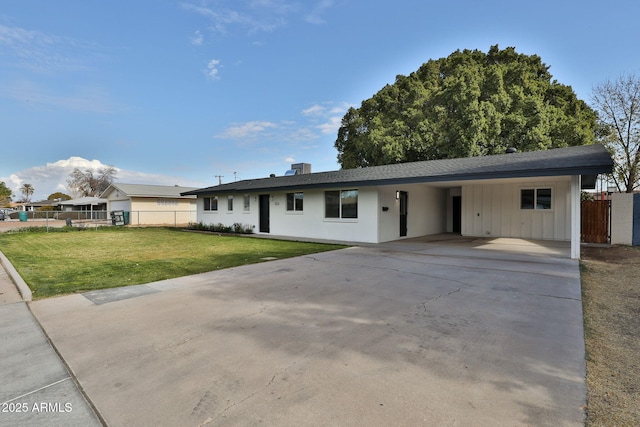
[
  {"left": 128, "top": 198, "right": 196, "bottom": 225},
  {"left": 461, "top": 178, "right": 571, "bottom": 241},
  {"left": 197, "top": 188, "right": 380, "bottom": 243}
]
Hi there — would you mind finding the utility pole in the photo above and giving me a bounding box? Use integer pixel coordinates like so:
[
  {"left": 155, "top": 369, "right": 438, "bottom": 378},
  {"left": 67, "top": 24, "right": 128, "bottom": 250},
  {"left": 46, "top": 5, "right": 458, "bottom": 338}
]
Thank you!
[{"left": 215, "top": 175, "right": 223, "bottom": 185}]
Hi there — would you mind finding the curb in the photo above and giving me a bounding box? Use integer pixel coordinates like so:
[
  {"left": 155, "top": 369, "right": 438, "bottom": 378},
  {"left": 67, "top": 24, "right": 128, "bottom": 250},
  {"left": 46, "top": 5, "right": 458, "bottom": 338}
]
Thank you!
[{"left": 0, "top": 250, "right": 32, "bottom": 301}]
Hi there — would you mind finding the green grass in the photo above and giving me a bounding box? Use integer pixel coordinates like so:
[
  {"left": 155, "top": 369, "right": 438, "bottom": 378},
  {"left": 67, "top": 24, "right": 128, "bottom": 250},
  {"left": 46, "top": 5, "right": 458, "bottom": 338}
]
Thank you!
[{"left": 0, "top": 227, "right": 345, "bottom": 299}]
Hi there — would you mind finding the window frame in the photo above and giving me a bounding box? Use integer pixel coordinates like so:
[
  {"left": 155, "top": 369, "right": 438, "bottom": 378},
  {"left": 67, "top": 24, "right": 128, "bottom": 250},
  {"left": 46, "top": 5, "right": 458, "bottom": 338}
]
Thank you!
[
  {"left": 325, "top": 189, "right": 358, "bottom": 219},
  {"left": 227, "top": 195, "right": 233, "bottom": 212},
  {"left": 203, "top": 196, "right": 218, "bottom": 212},
  {"left": 243, "top": 195, "right": 250, "bottom": 212},
  {"left": 286, "top": 192, "right": 304, "bottom": 212},
  {"left": 520, "top": 187, "right": 553, "bottom": 210}
]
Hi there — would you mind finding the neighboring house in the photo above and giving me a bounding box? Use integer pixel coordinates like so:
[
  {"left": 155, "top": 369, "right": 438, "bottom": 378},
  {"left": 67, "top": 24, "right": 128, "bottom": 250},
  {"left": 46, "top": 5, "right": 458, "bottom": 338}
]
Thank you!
[
  {"left": 59, "top": 197, "right": 108, "bottom": 216},
  {"left": 183, "top": 144, "right": 614, "bottom": 259},
  {"left": 100, "top": 183, "right": 198, "bottom": 226},
  {"left": 23, "top": 199, "right": 61, "bottom": 211}
]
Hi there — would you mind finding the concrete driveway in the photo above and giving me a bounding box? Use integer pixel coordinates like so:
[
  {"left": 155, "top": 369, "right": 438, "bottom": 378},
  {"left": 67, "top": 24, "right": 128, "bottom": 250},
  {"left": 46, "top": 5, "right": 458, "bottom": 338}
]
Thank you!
[{"left": 29, "top": 237, "right": 586, "bottom": 426}]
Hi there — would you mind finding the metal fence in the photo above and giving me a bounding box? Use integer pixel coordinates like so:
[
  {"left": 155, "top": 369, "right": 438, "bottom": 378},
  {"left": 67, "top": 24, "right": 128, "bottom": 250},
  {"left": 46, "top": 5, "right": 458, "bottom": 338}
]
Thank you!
[{"left": 5, "top": 210, "right": 198, "bottom": 228}]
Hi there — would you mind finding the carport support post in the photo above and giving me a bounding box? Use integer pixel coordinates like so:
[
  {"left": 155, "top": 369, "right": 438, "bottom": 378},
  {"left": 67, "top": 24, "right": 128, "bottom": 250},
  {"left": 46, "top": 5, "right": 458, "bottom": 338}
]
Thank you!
[{"left": 570, "top": 175, "right": 581, "bottom": 259}]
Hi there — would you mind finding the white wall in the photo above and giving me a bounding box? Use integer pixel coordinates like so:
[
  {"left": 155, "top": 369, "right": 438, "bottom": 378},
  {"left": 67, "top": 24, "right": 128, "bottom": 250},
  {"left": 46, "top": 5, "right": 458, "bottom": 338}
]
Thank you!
[
  {"left": 198, "top": 194, "right": 259, "bottom": 231},
  {"left": 196, "top": 188, "right": 380, "bottom": 242},
  {"left": 611, "top": 193, "right": 634, "bottom": 245},
  {"left": 109, "top": 200, "right": 131, "bottom": 211},
  {"left": 461, "top": 178, "right": 571, "bottom": 241},
  {"left": 378, "top": 185, "right": 446, "bottom": 242}
]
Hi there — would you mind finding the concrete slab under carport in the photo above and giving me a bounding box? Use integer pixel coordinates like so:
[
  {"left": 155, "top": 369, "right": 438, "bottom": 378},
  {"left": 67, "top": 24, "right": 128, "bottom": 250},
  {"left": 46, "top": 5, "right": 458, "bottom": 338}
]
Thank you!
[{"left": 30, "top": 239, "right": 586, "bottom": 426}]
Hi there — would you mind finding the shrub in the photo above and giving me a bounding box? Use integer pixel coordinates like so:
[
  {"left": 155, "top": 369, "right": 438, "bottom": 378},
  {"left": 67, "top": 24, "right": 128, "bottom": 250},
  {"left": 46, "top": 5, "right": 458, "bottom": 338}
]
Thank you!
[{"left": 186, "top": 221, "right": 254, "bottom": 234}]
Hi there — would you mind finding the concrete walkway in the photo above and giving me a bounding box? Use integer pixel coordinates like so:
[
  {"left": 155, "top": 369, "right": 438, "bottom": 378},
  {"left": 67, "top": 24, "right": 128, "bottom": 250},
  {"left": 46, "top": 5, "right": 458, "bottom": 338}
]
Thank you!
[
  {"left": 25, "top": 238, "right": 586, "bottom": 426},
  {"left": 0, "top": 261, "right": 103, "bottom": 426}
]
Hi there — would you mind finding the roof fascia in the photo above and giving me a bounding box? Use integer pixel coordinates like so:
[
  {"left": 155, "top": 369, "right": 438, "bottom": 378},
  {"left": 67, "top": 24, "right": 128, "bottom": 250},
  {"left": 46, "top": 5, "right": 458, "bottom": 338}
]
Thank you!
[{"left": 186, "top": 165, "right": 612, "bottom": 195}]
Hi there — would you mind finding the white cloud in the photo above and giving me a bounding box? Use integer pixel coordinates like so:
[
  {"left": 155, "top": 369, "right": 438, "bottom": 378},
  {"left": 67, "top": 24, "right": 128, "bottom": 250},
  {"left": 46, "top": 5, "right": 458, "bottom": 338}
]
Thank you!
[
  {"left": 191, "top": 30, "right": 204, "bottom": 46},
  {"left": 304, "top": 0, "right": 335, "bottom": 25},
  {"left": 206, "top": 59, "right": 221, "bottom": 80},
  {"left": 284, "top": 156, "right": 296, "bottom": 163},
  {"left": 302, "top": 104, "right": 325, "bottom": 116},
  {"left": 183, "top": 2, "right": 285, "bottom": 35},
  {"left": 301, "top": 101, "right": 351, "bottom": 135},
  {"left": 316, "top": 115, "right": 342, "bottom": 134},
  {"left": 215, "top": 121, "right": 278, "bottom": 139},
  {"left": 1, "top": 157, "right": 204, "bottom": 201},
  {"left": 2, "top": 80, "right": 125, "bottom": 113},
  {"left": 0, "top": 23, "right": 98, "bottom": 73}
]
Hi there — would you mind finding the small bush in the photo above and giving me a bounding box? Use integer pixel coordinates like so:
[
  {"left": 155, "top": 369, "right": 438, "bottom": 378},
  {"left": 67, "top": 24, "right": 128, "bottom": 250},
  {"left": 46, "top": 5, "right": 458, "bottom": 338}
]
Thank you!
[{"left": 186, "top": 221, "right": 254, "bottom": 234}]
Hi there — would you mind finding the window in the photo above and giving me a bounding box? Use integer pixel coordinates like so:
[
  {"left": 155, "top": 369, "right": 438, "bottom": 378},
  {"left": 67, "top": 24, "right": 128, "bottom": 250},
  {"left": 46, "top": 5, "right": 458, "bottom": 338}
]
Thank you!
[
  {"left": 204, "top": 196, "right": 218, "bottom": 211},
  {"left": 157, "top": 198, "right": 178, "bottom": 207},
  {"left": 325, "top": 190, "right": 358, "bottom": 219},
  {"left": 227, "top": 196, "right": 233, "bottom": 211},
  {"left": 243, "top": 195, "right": 250, "bottom": 212},
  {"left": 521, "top": 188, "right": 552, "bottom": 210},
  {"left": 286, "top": 192, "right": 304, "bottom": 211}
]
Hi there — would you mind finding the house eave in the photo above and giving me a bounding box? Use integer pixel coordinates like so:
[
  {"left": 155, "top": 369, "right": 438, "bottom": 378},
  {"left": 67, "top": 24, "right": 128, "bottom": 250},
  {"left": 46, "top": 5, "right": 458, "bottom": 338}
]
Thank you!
[{"left": 183, "top": 166, "right": 612, "bottom": 195}]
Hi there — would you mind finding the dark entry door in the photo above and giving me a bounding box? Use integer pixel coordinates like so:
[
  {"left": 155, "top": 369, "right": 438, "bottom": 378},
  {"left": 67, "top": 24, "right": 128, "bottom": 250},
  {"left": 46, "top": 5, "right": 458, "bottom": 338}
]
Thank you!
[
  {"left": 259, "top": 194, "right": 270, "bottom": 233},
  {"left": 452, "top": 196, "right": 461, "bottom": 234},
  {"left": 399, "top": 191, "right": 408, "bottom": 237}
]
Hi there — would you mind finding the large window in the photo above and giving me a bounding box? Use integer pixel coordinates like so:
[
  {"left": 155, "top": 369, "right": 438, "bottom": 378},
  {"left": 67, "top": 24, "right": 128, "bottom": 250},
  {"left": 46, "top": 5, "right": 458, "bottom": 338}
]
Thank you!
[
  {"left": 521, "top": 188, "right": 552, "bottom": 210},
  {"left": 204, "top": 196, "right": 218, "bottom": 211},
  {"left": 325, "top": 190, "right": 358, "bottom": 219},
  {"left": 286, "top": 192, "right": 304, "bottom": 211}
]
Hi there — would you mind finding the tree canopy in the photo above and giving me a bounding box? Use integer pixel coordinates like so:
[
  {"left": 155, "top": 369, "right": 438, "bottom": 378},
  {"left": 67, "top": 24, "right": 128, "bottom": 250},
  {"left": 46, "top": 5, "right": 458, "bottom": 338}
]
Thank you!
[
  {"left": 0, "top": 181, "right": 12, "bottom": 207},
  {"left": 335, "top": 45, "right": 597, "bottom": 168},
  {"left": 19, "top": 183, "right": 34, "bottom": 203},
  {"left": 67, "top": 167, "right": 117, "bottom": 197},
  {"left": 591, "top": 73, "right": 640, "bottom": 193},
  {"left": 47, "top": 192, "right": 72, "bottom": 201}
]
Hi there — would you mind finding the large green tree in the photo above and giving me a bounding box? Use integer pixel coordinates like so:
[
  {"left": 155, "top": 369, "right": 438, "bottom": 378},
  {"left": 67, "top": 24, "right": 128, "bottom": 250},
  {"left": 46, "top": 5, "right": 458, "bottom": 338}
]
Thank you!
[
  {"left": 0, "top": 181, "right": 13, "bottom": 207},
  {"left": 335, "top": 45, "right": 597, "bottom": 168}
]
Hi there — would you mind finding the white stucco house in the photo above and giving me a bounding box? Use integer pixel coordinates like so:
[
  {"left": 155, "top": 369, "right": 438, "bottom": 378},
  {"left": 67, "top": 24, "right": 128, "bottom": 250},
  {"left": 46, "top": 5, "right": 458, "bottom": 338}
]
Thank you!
[
  {"left": 183, "top": 145, "right": 613, "bottom": 258},
  {"left": 101, "top": 183, "right": 197, "bottom": 226}
]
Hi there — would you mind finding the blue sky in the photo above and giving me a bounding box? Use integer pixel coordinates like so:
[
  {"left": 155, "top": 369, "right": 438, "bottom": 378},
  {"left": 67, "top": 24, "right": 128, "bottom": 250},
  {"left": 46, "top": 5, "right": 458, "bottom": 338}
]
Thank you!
[{"left": 1, "top": 0, "right": 639, "bottom": 200}]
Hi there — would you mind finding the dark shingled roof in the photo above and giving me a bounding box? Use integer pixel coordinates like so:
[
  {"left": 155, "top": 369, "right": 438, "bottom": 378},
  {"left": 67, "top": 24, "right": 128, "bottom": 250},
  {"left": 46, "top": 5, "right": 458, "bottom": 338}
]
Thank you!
[{"left": 183, "top": 144, "right": 613, "bottom": 195}]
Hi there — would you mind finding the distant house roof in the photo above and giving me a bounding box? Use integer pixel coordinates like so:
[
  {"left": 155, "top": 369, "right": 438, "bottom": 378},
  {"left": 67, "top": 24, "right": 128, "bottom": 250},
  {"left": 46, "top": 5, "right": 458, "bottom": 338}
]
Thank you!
[
  {"left": 59, "top": 197, "right": 108, "bottom": 206},
  {"left": 24, "top": 199, "right": 60, "bottom": 208},
  {"left": 183, "top": 144, "right": 614, "bottom": 196},
  {"left": 101, "top": 183, "right": 198, "bottom": 199}
]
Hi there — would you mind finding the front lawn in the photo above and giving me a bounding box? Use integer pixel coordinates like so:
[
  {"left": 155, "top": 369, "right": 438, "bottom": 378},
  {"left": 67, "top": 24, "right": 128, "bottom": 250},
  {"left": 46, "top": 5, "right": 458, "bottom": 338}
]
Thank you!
[{"left": 0, "top": 227, "right": 345, "bottom": 299}]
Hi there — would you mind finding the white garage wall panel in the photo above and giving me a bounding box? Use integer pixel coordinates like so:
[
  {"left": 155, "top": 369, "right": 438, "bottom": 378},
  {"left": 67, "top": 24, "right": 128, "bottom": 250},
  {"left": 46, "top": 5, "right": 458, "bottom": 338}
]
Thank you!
[
  {"left": 461, "top": 178, "right": 571, "bottom": 241},
  {"left": 109, "top": 200, "right": 131, "bottom": 211}
]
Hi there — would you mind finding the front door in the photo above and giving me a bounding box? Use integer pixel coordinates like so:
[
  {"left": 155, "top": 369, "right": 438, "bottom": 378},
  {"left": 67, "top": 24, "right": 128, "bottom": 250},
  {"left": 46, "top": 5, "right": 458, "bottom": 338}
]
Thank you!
[
  {"left": 452, "top": 196, "right": 461, "bottom": 234},
  {"left": 259, "top": 194, "right": 270, "bottom": 233},
  {"left": 399, "top": 191, "right": 408, "bottom": 237}
]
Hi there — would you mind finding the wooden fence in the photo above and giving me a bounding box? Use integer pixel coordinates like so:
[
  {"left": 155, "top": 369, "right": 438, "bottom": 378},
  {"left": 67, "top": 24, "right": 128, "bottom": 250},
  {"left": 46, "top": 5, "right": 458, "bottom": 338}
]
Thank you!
[{"left": 581, "top": 200, "right": 610, "bottom": 243}]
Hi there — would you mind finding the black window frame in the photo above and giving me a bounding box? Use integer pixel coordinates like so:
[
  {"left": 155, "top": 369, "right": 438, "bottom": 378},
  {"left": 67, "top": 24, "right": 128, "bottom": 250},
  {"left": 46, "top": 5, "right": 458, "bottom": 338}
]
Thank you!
[
  {"left": 204, "top": 196, "right": 218, "bottom": 211},
  {"left": 325, "top": 189, "right": 358, "bottom": 219},
  {"left": 520, "top": 188, "right": 552, "bottom": 210},
  {"left": 286, "top": 192, "right": 304, "bottom": 212}
]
